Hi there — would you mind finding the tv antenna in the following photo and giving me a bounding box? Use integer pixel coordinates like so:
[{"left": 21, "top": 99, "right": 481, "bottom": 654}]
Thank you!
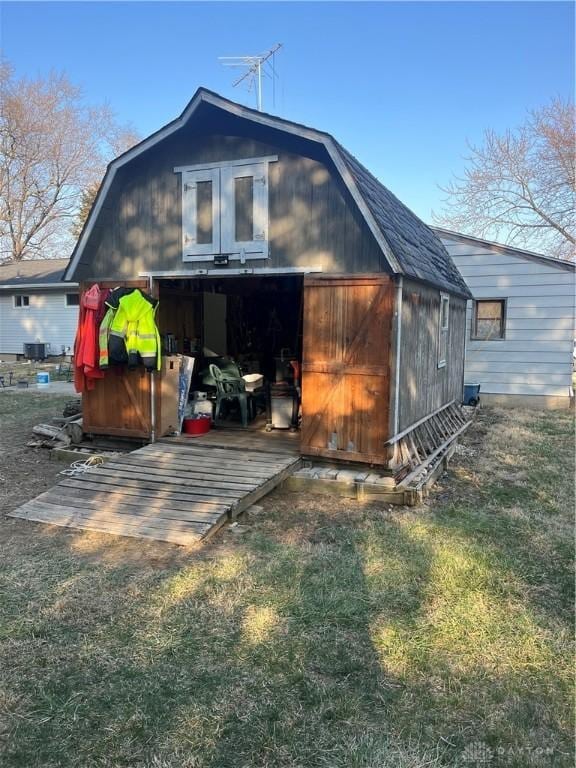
[{"left": 219, "top": 43, "right": 282, "bottom": 112}]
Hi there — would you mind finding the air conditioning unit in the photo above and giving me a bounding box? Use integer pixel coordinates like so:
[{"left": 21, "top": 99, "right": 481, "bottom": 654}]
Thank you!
[{"left": 23, "top": 343, "right": 48, "bottom": 361}]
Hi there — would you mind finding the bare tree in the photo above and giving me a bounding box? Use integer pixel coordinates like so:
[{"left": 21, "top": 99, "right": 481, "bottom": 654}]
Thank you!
[
  {"left": 0, "top": 62, "right": 138, "bottom": 262},
  {"left": 434, "top": 98, "right": 576, "bottom": 260}
]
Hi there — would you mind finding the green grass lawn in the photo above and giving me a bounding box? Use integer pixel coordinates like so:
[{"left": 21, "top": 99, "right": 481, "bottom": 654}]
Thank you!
[{"left": 0, "top": 404, "right": 573, "bottom": 767}]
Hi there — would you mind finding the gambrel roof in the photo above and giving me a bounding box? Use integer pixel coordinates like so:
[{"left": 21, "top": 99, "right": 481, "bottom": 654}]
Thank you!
[{"left": 65, "top": 88, "right": 471, "bottom": 297}]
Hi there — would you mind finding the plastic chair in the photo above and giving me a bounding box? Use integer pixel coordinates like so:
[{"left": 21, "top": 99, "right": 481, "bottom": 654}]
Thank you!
[{"left": 209, "top": 363, "right": 252, "bottom": 428}]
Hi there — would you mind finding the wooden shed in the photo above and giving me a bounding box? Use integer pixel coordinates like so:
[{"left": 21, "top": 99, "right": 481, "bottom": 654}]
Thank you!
[{"left": 64, "top": 88, "right": 472, "bottom": 470}]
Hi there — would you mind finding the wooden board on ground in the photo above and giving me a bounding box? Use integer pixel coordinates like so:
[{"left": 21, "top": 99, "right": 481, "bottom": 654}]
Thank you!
[
  {"left": 162, "top": 428, "right": 300, "bottom": 457},
  {"left": 9, "top": 441, "right": 301, "bottom": 545}
]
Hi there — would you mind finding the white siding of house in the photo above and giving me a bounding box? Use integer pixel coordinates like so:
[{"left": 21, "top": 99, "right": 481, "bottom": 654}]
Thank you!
[
  {"left": 440, "top": 237, "right": 575, "bottom": 400},
  {"left": 0, "top": 290, "right": 78, "bottom": 356}
]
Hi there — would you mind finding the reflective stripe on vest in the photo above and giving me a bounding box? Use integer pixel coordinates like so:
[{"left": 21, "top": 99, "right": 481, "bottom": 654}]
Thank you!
[{"left": 98, "top": 307, "right": 116, "bottom": 368}]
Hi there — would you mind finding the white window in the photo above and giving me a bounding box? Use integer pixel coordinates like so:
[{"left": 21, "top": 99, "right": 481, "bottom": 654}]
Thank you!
[
  {"left": 175, "top": 156, "right": 276, "bottom": 263},
  {"left": 65, "top": 293, "right": 79, "bottom": 307},
  {"left": 14, "top": 295, "right": 30, "bottom": 308},
  {"left": 438, "top": 292, "right": 450, "bottom": 368}
]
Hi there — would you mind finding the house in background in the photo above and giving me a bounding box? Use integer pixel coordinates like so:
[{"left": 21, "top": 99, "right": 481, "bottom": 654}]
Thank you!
[
  {"left": 0, "top": 259, "right": 79, "bottom": 360},
  {"left": 435, "top": 228, "right": 575, "bottom": 409}
]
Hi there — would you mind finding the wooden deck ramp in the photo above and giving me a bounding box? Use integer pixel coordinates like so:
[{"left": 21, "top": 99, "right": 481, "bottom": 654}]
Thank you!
[{"left": 9, "top": 439, "right": 301, "bottom": 545}]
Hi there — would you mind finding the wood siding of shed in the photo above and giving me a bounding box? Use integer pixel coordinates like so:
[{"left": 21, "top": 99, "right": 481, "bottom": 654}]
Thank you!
[
  {"left": 0, "top": 290, "right": 78, "bottom": 355},
  {"left": 397, "top": 279, "right": 466, "bottom": 431},
  {"left": 442, "top": 238, "right": 576, "bottom": 399},
  {"left": 73, "top": 131, "right": 385, "bottom": 280},
  {"left": 81, "top": 280, "right": 153, "bottom": 438}
]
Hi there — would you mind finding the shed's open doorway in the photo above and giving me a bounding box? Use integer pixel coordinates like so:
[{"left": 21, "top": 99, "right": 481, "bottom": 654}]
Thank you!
[{"left": 156, "top": 274, "right": 304, "bottom": 437}]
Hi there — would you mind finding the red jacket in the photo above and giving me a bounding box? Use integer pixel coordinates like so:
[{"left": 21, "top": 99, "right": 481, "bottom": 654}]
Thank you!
[{"left": 73, "top": 284, "right": 107, "bottom": 393}]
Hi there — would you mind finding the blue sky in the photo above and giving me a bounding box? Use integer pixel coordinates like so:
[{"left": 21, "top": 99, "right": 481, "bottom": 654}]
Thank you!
[{"left": 1, "top": 1, "right": 573, "bottom": 221}]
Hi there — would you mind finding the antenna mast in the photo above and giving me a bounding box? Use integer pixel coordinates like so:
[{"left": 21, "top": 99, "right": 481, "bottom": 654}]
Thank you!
[{"left": 219, "top": 43, "right": 282, "bottom": 111}]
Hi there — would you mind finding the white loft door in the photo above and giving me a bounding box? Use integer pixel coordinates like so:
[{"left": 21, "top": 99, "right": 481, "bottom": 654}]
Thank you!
[
  {"left": 182, "top": 168, "right": 220, "bottom": 259},
  {"left": 220, "top": 163, "right": 268, "bottom": 257}
]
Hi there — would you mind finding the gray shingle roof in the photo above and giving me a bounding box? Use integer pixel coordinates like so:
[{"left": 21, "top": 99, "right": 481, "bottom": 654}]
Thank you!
[
  {"left": 336, "top": 145, "right": 472, "bottom": 296},
  {"left": 0, "top": 259, "right": 73, "bottom": 287}
]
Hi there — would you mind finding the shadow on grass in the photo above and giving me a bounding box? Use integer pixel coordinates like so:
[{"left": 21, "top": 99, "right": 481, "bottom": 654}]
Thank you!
[{"left": 1, "top": 507, "right": 436, "bottom": 767}]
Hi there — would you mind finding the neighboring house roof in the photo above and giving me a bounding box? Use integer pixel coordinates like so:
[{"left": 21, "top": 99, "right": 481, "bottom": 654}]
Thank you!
[
  {"left": 0, "top": 259, "right": 78, "bottom": 289},
  {"left": 66, "top": 88, "right": 472, "bottom": 298},
  {"left": 434, "top": 227, "right": 576, "bottom": 272}
]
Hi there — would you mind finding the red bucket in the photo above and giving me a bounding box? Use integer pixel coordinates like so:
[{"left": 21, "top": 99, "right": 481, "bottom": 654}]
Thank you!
[{"left": 182, "top": 416, "right": 211, "bottom": 436}]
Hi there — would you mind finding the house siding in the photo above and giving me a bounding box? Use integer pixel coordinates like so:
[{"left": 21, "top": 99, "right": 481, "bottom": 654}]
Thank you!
[
  {"left": 0, "top": 290, "right": 78, "bottom": 355},
  {"left": 397, "top": 278, "right": 466, "bottom": 431},
  {"left": 440, "top": 236, "right": 575, "bottom": 401}
]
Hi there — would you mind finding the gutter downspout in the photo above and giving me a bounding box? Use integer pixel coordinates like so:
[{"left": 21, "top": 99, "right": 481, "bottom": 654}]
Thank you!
[{"left": 148, "top": 275, "right": 156, "bottom": 444}]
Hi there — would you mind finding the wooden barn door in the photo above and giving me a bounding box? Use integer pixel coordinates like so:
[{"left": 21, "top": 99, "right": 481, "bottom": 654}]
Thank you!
[
  {"left": 300, "top": 275, "right": 394, "bottom": 465},
  {"left": 81, "top": 279, "right": 154, "bottom": 439}
]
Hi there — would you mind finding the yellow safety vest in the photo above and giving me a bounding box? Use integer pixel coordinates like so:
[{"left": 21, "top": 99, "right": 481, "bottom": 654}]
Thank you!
[{"left": 109, "top": 290, "right": 161, "bottom": 371}]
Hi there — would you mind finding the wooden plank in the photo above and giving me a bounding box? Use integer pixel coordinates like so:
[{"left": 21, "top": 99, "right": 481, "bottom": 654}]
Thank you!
[
  {"left": 45, "top": 485, "right": 229, "bottom": 514},
  {"left": 303, "top": 275, "right": 391, "bottom": 287},
  {"left": 15, "top": 500, "right": 212, "bottom": 535},
  {"left": 81, "top": 468, "right": 253, "bottom": 494},
  {"left": 141, "top": 440, "right": 295, "bottom": 462},
  {"left": 10, "top": 501, "right": 208, "bottom": 537},
  {"left": 302, "top": 445, "right": 389, "bottom": 466},
  {"left": 59, "top": 476, "right": 243, "bottom": 502},
  {"left": 130, "top": 447, "right": 290, "bottom": 471},
  {"left": 171, "top": 434, "right": 300, "bottom": 456},
  {"left": 151, "top": 441, "right": 294, "bottom": 465},
  {"left": 10, "top": 504, "right": 204, "bottom": 546},
  {"left": 40, "top": 490, "right": 226, "bottom": 523},
  {"left": 102, "top": 460, "right": 261, "bottom": 487},
  {"left": 129, "top": 451, "right": 284, "bottom": 476},
  {"left": 302, "top": 363, "right": 389, "bottom": 377}
]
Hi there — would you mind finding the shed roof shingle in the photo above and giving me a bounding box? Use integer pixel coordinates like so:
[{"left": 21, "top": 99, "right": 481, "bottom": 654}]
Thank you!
[{"left": 336, "top": 145, "right": 471, "bottom": 296}]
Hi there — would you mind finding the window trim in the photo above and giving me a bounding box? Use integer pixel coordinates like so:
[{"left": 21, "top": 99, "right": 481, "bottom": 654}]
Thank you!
[
  {"left": 13, "top": 295, "right": 30, "bottom": 309},
  {"left": 437, "top": 292, "right": 450, "bottom": 369},
  {"left": 471, "top": 298, "right": 507, "bottom": 341},
  {"left": 64, "top": 293, "right": 80, "bottom": 307}
]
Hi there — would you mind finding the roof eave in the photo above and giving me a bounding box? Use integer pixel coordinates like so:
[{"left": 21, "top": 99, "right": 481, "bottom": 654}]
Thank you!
[
  {"left": 0, "top": 281, "right": 79, "bottom": 290},
  {"left": 433, "top": 226, "right": 576, "bottom": 271}
]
